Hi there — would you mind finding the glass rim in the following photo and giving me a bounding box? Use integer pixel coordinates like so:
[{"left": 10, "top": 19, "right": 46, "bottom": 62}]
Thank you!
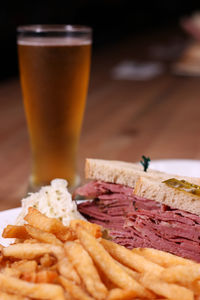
[{"left": 17, "top": 24, "right": 92, "bottom": 34}]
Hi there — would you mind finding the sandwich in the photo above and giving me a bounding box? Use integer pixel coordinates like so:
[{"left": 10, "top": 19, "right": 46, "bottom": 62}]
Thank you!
[{"left": 75, "top": 158, "right": 200, "bottom": 262}]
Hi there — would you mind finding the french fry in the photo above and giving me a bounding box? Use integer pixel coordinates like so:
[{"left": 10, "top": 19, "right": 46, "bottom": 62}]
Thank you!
[
  {"left": 161, "top": 265, "right": 200, "bottom": 285},
  {"left": 101, "top": 239, "right": 163, "bottom": 276},
  {"left": 2, "top": 206, "right": 200, "bottom": 300},
  {"left": 0, "top": 273, "right": 65, "bottom": 300},
  {"left": 58, "top": 257, "right": 81, "bottom": 285},
  {"left": 106, "top": 288, "right": 137, "bottom": 300},
  {"left": 114, "top": 260, "right": 139, "bottom": 281},
  {"left": 24, "top": 207, "right": 71, "bottom": 241},
  {"left": 35, "top": 270, "right": 58, "bottom": 283},
  {"left": 20, "top": 272, "right": 36, "bottom": 283},
  {"left": 2, "top": 267, "right": 21, "bottom": 278},
  {"left": 140, "top": 272, "right": 194, "bottom": 300},
  {"left": 132, "top": 247, "right": 196, "bottom": 267},
  {"left": 40, "top": 253, "right": 56, "bottom": 268},
  {"left": 23, "top": 239, "right": 40, "bottom": 244},
  {"left": 11, "top": 260, "right": 37, "bottom": 273},
  {"left": 3, "top": 243, "right": 64, "bottom": 260},
  {"left": 2, "top": 225, "right": 30, "bottom": 240},
  {"left": 12, "top": 268, "right": 58, "bottom": 284},
  {"left": 75, "top": 225, "right": 154, "bottom": 298},
  {"left": 63, "top": 291, "right": 76, "bottom": 300},
  {"left": 95, "top": 267, "right": 116, "bottom": 290},
  {"left": 64, "top": 241, "right": 108, "bottom": 300},
  {"left": 25, "top": 224, "right": 63, "bottom": 246},
  {"left": 70, "top": 219, "right": 102, "bottom": 238},
  {"left": 0, "top": 291, "right": 27, "bottom": 300},
  {"left": 3, "top": 261, "right": 38, "bottom": 282},
  {"left": 59, "top": 276, "right": 93, "bottom": 300},
  {"left": 190, "top": 281, "right": 200, "bottom": 295}
]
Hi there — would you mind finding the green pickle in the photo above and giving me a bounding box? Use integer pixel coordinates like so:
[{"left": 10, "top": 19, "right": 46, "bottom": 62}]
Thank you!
[{"left": 163, "top": 178, "right": 200, "bottom": 196}]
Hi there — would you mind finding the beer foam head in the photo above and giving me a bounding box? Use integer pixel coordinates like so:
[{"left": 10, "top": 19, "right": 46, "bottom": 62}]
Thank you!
[
  {"left": 17, "top": 36, "right": 91, "bottom": 46},
  {"left": 17, "top": 25, "right": 92, "bottom": 46}
]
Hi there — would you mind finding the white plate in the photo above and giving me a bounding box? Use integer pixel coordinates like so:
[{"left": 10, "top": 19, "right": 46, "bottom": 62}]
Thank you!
[
  {"left": 1, "top": 159, "right": 200, "bottom": 246},
  {"left": 149, "top": 159, "right": 200, "bottom": 177},
  {"left": 0, "top": 207, "right": 21, "bottom": 246}
]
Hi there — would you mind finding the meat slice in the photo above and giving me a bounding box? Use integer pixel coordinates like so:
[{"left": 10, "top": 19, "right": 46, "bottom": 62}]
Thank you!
[
  {"left": 77, "top": 180, "right": 200, "bottom": 262},
  {"left": 75, "top": 180, "right": 133, "bottom": 198}
]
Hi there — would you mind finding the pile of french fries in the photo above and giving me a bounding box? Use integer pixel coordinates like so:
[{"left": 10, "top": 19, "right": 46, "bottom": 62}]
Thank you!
[{"left": 0, "top": 207, "right": 200, "bottom": 300}]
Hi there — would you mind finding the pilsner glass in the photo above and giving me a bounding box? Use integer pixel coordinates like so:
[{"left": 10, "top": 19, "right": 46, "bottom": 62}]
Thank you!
[{"left": 17, "top": 25, "right": 92, "bottom": 190}]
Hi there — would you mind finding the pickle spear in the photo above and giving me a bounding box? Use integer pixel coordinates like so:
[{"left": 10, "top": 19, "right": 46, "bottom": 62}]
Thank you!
[{"left": 163, "top": 178, "right": 200, "bottom": 196}]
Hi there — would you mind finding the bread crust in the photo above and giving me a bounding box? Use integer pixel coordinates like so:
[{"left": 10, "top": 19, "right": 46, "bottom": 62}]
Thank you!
[{"left": 85, "top": 158, "right": 200, "bottom": 188}]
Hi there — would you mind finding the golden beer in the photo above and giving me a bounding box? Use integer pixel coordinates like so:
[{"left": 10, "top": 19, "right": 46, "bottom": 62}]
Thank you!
[{"left": 17, "top": 26, "right": 91, "bottom": 189}]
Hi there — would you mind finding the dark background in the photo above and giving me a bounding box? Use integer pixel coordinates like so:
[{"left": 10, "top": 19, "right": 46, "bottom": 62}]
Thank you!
[{"left": 1, "top": 0, "right": 200, "bottom": 80}]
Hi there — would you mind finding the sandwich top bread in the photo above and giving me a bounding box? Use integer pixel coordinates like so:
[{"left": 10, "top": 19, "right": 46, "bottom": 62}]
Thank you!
[{"left": 85, "top": 158, "right": 200, "bottom": 188}]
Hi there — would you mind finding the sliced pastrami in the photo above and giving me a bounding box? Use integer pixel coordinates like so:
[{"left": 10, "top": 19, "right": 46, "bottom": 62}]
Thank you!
[
  {"left": 77, "top": 180, "right": 200, "bottom": 262},
  {"left": 74, "top": 181, "right": 133, "bottom": 198}
]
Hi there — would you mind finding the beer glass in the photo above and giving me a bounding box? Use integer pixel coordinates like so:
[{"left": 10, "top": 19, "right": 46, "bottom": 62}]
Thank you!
[{"left": 17, "top": 25, "right": 92, "bottom": 190}]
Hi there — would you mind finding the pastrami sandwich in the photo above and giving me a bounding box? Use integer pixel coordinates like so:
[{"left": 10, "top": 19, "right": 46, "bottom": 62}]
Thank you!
[{"left": 75, "top": 158, "right": 200, "bottom": 262}]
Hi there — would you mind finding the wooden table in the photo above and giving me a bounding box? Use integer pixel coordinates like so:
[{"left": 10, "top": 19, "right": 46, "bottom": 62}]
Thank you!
[{"left": 1, "top": 30, "right": 200, "bottom": 211}]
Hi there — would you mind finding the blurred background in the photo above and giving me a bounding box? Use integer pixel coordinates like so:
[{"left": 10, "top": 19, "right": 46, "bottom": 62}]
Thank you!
[
  {"left": 1, "top": 1, "right": 200, "bottom": 79},
  {"left": 1, "top": 0, "right": 200, "bottom": 208}
]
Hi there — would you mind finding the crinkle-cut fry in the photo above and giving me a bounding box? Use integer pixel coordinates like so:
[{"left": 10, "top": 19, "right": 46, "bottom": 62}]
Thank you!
[
  {"left": 132, "top": 248, "right": 196, "bottom": 267},
  {"left": 0, "top": 291, "right": 27, "bottom": 300},
  {"left": 70, "top": 219, "right": 102, "bottom": 238},
  {"left": 114, "top": 260, "right": 139, "bottom": 280},
  {"left": 11, "top": 260, "right": 37, "bottom": 273},
  {"left": 64, "top": 241, "right": 108, "bottom": 300},
  {"left": 75, "top": 225, "right": 154, "bottom": 299},
  {"left": 2, "top": 225, "right": 30, "bottom": 240},
  {"left": 23, "top": 239, "right": 40, "bottom": 244},
  {"left": 140, "top": 272, "right": 194, "bottom": 300},
  {"left": 101, "top": 239, "right": 163, "bottom": 276},
  {"left": 40, "top": 253, "right": 56, "bottom": 267},
  {"left": 0, "top": 273, "right": 65, "bottom": 300},
  {"left": 35, "top": 270, "right": 58, "bottom": 283},
  {"left": 106, "top": 288, "right": 138, "bottom": 300},
  {"left": 161, "top": 265, "right": 200, "bottom": 285},
  {"left": 24, "top": 207, "right": 71, "bottom": 241},
  {"left": 25, "top": 224, "right": 63, "bottom": 246},
  {"left": 17, "top": 269, "right": 58, "bottom": 284},
  {"left": 20, "top": 272, "right": 36, "bottom": 283},
  {"left": 96, "top": 267, "right": 116, "bottom": 290},
  {"left": 190, "top": 281, "right": 200, "bottom": 295},
  {"left": 58, "top": 257, "right": 81, "bottom": 285},
  {"left": 2, "top": 267, "right": 21, "bottom": 278},
  {"left": 59, "top": 276, "right": 93, "bottom": 300},
  {"left": 64, "top": 291, "right": 76, "bottom": 300},
  {"left": 180, "top": 281, "right": 200, "bottom": 298},
  {"left": 3, "top": 243, "right": 65, "bottom": 260}
]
